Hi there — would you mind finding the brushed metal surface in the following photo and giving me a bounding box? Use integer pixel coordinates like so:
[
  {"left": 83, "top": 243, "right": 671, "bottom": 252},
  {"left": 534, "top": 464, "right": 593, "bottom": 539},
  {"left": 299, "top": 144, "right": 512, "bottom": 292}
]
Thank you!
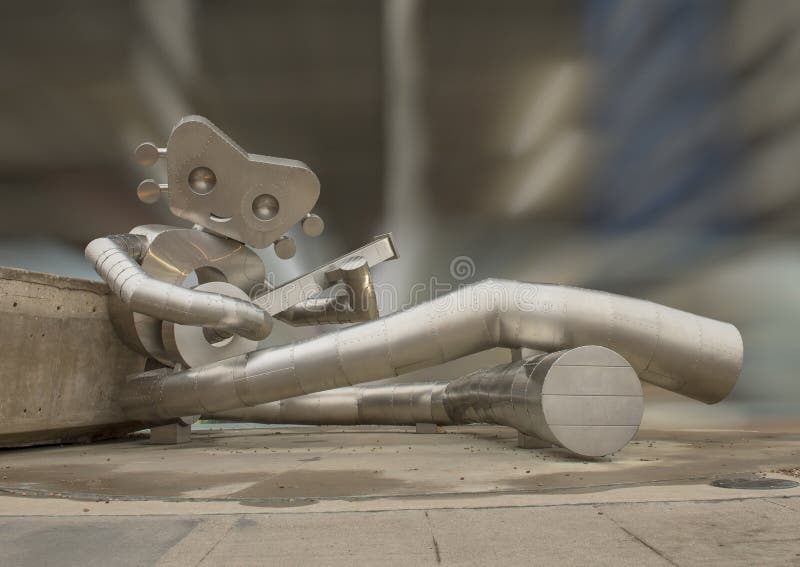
[
  {"left": 120, "top": 279, "right": 742, "bottom": 423},
  {"left": 254, "top": 233, "right": 398, "bottom": 316},
  {"left": 276, "top": 255, "right": 380, "bottom": 326},
  {"left": 165, "top": 116, "right": 320, "bottom": 249},
  {"left": 210, "top": 346, "right": 644, "bottom": 457},
  {"left": 114, "top": 225, "right": 268, "bottom": 364},
  {"left": 85, "top": 233, "right": 271, "bottom": 342},
  {"left": 162, "top": 282, "right": 259, "bottom": 368}
]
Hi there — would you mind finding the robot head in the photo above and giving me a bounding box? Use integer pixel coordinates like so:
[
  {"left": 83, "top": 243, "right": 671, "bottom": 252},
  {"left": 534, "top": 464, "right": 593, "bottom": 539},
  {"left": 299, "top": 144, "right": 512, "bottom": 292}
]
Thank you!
[{"left": 136, "top": 116, "right": 322, "bottom": 250}]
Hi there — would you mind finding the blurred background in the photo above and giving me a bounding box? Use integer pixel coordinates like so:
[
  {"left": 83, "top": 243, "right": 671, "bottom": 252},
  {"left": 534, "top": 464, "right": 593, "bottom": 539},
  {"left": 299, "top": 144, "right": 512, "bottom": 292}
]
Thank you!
[{"left": 1, "top": 0, "right": 798, "bottom": 425}]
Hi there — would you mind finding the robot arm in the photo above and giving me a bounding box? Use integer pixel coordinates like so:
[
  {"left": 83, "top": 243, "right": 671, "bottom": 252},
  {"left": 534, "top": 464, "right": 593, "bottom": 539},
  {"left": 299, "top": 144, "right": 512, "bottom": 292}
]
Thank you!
[{"left": 85, "top": 234, "right": 273, "bottom": 341}]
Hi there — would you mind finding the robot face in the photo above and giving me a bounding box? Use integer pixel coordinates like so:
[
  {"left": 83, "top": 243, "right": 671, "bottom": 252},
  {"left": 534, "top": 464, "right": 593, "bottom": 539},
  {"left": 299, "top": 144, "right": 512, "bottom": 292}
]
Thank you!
[{"left": 164, "top": 116, "right": 320, "bottom": 249}]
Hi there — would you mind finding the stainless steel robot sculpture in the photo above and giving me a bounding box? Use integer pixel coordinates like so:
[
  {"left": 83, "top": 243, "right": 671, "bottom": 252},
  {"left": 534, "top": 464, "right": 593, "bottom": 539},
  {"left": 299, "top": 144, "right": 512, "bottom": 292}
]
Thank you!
[{"left": 86, "top": 116, "right": 744, "bottom": 458}]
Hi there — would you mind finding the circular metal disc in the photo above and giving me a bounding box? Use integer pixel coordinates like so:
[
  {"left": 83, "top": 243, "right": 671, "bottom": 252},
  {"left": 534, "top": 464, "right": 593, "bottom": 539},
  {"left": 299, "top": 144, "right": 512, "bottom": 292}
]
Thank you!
[
  {"left": 108, "top": 227, "right": 267, "bottom": 365},
  {"left": 274, "top": 236, "right": 296, "bottom": 259},
  {"left": 302, "top": 213, "right": 325, "bottom": 237},
  {"left": 137, "top": 179, "right": 161, "bottom": 204},
  {"left": 134, "top": 142, "right": 160, "bottom": 167},
  {"left": 541, "top": 345, "right": 644, "bottom": 458},
  {"left": 164, "top": 282, "right": 259, "bottom": 368}
]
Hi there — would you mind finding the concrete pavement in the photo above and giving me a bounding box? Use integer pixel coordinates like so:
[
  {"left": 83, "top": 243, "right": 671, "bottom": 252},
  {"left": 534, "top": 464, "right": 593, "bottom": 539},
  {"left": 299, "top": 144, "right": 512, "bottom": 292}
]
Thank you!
[{"left": 1, "top": 425, "right": 799, "bottom": 565}]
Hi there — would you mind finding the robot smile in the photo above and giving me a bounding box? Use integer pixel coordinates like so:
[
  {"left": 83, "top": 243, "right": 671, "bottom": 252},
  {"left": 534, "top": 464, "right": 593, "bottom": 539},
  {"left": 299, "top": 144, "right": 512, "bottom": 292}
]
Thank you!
[{"left": 209, "top": 212, "right": 233, "bottom": 223}]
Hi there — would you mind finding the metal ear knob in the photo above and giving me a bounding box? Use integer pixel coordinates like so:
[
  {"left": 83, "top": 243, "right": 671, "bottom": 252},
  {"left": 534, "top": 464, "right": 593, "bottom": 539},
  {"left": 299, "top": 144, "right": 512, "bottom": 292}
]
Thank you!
[
  {"left": 135, "top": 142, "right": 167, "bottom": 167},
  {"left": 301, "top": 213, "right": 325, "bottom": 237},
  {"left": 274, "top": 236, "right": 296, "bottom": 259},
  {"left": 137, "top": 179, "right": 167, "bottom": 204}
]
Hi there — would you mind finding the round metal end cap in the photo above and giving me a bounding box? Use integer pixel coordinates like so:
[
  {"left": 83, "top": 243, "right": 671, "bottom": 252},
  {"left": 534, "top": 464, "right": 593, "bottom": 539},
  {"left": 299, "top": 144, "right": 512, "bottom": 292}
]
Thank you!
[
  {"left": 274, "top": 236, "right": 296, "bottom": 260},
  {"left": 541, "top": 345, "right": 644, "bottom": 458},
  {"left": 302, "top": 213, "right": 325, "bottom": 237},
  {"left": 137, "top": 179, "right": 161, "bottom": 204},
  {"left": 134, "top": 142, "right": 161, "bottom": 167}
]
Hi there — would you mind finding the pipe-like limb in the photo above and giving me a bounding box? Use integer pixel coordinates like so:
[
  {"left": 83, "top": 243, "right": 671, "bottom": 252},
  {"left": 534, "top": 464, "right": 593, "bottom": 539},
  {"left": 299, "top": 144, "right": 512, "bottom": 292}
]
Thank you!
[
  {"left": 120, "top": 279, "right": 743, "bottom": 421},
  {"left": 208, "top": 346, "right": 645, "bottom": 457},
  {"left": 209, "top": 382, "right": 451, "bottom": 426},
  {"left": 86, "top": 234, "right": 273, "bottom": 341}
]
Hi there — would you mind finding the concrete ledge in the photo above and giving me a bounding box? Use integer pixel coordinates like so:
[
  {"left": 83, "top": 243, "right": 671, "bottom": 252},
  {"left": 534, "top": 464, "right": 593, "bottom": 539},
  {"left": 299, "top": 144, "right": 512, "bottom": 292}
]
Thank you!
[{"left": 0, "top": 267, "right": 146, "bottom": 447}]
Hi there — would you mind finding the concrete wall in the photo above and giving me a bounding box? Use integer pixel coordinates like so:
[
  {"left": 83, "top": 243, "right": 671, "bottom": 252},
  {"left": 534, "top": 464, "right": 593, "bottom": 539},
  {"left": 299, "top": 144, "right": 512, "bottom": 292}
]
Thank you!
[{"left": 0, "top": 267, "right": 146, "bottom": 447}]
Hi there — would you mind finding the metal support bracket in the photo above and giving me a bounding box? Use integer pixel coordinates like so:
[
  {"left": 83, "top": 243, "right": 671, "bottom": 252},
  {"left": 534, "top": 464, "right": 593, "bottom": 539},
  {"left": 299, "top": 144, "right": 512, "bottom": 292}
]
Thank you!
[
  {"left": 149, "top": 423, "right": 192, "bottom": 444},
  {"left": 415, "top": 423, "right": 440, "bottom": 434}
]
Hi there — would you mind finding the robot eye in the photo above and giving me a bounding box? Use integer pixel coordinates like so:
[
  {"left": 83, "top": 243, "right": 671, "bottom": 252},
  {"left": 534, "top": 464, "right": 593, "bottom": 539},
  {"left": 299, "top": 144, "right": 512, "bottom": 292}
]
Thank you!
[
  {"left": 188, "top": 166, "right": 217, "bottom": 195},
  {"left": 252, "top": 194, "right": 280, "bottom": 220}
]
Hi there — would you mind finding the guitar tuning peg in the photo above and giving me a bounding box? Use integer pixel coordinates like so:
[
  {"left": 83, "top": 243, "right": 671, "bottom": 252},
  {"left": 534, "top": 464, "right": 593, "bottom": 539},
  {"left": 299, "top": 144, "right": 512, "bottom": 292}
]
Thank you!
[
  {"left": 134, "top": 142, "right": 167, "bottom": 167},
  {"left": 137, "top": 179, "right": 167, "bottom": 204}
]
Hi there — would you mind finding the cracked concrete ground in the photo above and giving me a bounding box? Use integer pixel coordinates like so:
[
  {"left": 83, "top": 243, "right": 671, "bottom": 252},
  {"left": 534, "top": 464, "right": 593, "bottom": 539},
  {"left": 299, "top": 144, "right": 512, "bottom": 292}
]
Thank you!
[{"left": 0, "top": 425, "right": 799, "bottom": 566}]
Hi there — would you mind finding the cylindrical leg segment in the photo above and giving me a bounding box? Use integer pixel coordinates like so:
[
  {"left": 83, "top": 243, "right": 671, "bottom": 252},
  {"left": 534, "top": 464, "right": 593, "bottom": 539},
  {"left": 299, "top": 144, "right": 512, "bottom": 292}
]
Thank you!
[
  {"left": 444, "top": 345, "right": 643, "bottom": 457},
  {"left": 209, "top": 345, "right": 643, "bottom": 457}
]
